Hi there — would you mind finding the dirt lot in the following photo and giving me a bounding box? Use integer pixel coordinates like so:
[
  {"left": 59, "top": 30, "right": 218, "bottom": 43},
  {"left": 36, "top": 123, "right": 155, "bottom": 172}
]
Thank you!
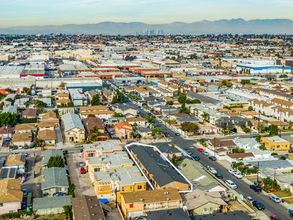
[{"left": 229, "top": 200, "right": 249, "bottom": 212}]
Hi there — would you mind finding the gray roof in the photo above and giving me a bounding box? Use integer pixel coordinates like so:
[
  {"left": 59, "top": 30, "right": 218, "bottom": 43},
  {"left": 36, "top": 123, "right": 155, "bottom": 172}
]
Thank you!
[
  {"left": 41, "top": 149, "right": 63, "bottom": 166},
  {"left": 33, "top": 195, "right": 72, "bottom": 210},
  {"left": 176, "top": 116, "right": 199, "bottom": 123},
  {"left": 250, "top": 160, "right": 293, "bottom": 170},
  {"left": 41, "top": 167, "right": 69, "bottom": 190},
  {"left": 186, "top": 91, "right": 221, "bottom": 105},
  {"left": 129, "top": 145, "right": 189, "bottom": 187},
  {"left": 2, "top": 104, "right": 17, "bottom": 114},
  {"left": 146, "top": 208, "right": 190, "bottom": 220},
  {"left": 215, "top": 116, "right": 252, "bottom": 128},
  {"left": 190, "top": 211, "right": 251, "bottom": 220},
  {"left": 61, "top": 112, "right": 85, "bottom": 132},
  {"left": 155, "top": 143, "right": 181, "bottom": 155}
]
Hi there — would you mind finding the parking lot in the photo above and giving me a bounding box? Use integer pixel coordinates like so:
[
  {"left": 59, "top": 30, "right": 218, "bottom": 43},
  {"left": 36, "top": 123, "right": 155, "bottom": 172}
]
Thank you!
[{"left": 67, "top": 154, "right": 95, "bottom": 197}]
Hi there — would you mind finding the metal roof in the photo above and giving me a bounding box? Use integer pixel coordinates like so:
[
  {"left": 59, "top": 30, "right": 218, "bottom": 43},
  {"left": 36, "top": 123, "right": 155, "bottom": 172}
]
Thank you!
[{"left": 61, "top": 112, "right": 85, "bottom": 132}]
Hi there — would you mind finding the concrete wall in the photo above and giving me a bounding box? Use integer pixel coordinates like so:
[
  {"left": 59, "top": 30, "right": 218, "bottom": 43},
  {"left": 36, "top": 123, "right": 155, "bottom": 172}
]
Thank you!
[
  {"left": 35, "top": 207, "right": 65, "bottom": 215},
  {"left": 0, "top": 201, "right": 21, "bottom": 215}
]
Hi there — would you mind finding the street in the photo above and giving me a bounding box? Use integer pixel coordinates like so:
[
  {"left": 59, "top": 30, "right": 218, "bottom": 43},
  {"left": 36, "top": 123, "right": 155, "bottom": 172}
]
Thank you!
[{"left": 124, "top": 96, "right": 290, "bottom": 219}]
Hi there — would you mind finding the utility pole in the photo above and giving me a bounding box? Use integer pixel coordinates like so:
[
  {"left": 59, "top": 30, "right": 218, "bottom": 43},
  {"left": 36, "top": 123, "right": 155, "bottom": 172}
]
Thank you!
[
  {"left": 274, "top": 169, "right": 276, "bottom": 188},
  {"left": 257, "top": 161, "right": 260, "bottom": 183},
  {"left": 258, "top": 112, "right": 260, "bottom": 134},
  {"left": 279, "top": 113, "right": 282, "bottom": 138}
]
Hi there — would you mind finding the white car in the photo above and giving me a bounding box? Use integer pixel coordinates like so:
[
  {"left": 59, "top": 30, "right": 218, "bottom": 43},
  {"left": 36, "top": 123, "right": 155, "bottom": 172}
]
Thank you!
[
  {"left": 208, "top": 167, "right": 217, "bottom": 174},
  {"left": 226, "top": 180, "right": 237, "bottom": 189},
  {"left": 202, "top": 151, "right": 209, "bottom": 156},
  {"left": 246, "top": 196, "right": 254, "bottom": 204},
  {"left": 233, "top": 172, "right": 243, "bottom": 179},
  {"left": 228, "top": 169, "right": 236, "bottom": 174},
  {"left": 270, "top": 196, "right": 281, "bottom": 203}
]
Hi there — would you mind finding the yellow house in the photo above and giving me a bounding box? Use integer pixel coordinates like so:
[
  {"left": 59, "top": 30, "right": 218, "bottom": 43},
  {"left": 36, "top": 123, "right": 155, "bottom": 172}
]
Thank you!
[
  {"left": 88, "top": 151, "right": 133, "bottom": 183},
  {"left": 93, "top": 166, "right": 147, "bottom": 203},
  {"left": 261, "top": 136, "right": 290, "bottom": 151},
  {"left": 120, "top": 188, "right": 182, "bottom": 219}
]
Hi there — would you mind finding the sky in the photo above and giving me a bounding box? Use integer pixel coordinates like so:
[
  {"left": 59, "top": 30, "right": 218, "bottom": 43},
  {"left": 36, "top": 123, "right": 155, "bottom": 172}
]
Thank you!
[{"left": 0, "top": 0, "right": 292, "bottom": 28}]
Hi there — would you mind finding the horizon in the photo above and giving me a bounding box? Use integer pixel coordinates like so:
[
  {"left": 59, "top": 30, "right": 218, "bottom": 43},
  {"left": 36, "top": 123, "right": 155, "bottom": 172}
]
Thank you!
[{"left": 1, "top": 0, "right": 293, "bottom": 28}]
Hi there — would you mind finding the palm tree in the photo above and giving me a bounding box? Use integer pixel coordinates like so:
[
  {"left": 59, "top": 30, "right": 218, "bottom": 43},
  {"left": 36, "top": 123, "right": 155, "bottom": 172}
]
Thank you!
[
  {"left": 129, "top": 131, "right": 136, "bottom": 139},
  {"left": 259, "top": 123, "right": 265, "bottom": 133},
  {"left": 201, "top": 112, "right": 209, "bottom": 122}
]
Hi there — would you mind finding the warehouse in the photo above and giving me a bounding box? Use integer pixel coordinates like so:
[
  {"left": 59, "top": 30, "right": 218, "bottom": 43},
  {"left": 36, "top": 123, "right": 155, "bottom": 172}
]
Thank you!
[
  {"left": 114, "top": 77, "right": 147, "bottom": 85},
  {"left": 236, "top": 64, "right": 291, "bottom": 74},
  {"left": 0, "top": 66, "right": 24, "bottom": 78}
]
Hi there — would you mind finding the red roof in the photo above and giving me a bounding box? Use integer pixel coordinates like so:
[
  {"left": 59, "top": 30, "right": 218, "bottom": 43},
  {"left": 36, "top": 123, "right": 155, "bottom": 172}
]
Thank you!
[{"left": 116, "top": 121, "right": 133, "bottom": 130}]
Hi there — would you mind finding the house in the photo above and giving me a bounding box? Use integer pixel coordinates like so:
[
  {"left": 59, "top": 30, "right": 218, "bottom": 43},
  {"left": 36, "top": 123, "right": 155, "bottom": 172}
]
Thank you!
[
  {"left": 226, "top": 152, "right": 254, "bottom": 163},
  {"left": 115, "top": 121, "right": 134, "bottom": 140},
  {"left": 0, "top": 126, "right": 13, "bottom": 141},
  {"left": 0, "top": 179, "right": 23, "bottom": 215},
  {"left": 186, "top": 92, "right": 224, "bottom": 109},
  {"left": 156, "top": 143, "right": 182, "bottom": 158},
  {"left": 215, "top": 116, "right": 252, "bottom": 133},
  {"left": 145, "top": 208, "right": 190, "bottom": 220},
  {"left": 40, "top": 111, "right": 59, "bottom": 124},
  {"left": 87, "top": 151, "right": 133, "bottom": 182},
  {"left": 93, "top": 166, "right": 147, "bottom": 202},
  {"left": 38, "top": 98, "right": 52, "bottom": 107},
  {"left": 41, "top": 167, "right": 69, "bottom": 196},
  {"left": 190, "top": 210, "right": 251, "bottom": 220},
  {"left": 33, "top": 196, "right": 72, "bottom": 215},
  {"left": 38, "top": 129, "right": 56, "bottom": 145},
  {"left": 82, "top": 140, "right": 123, "bottom": 163},
  {"left": 2, "top": 104, "right": 17, "bottom": 114},
  {"left": 127, "top": 144, "right": 190, "bottom": 191},
  {"left": 14, "top": 123, "right": 36, "bottom": 133},
  {"left": 61, "top": 113, "right": 85, "bottom": 143},
  {"left": 55, "top": 92, "right": 70, "bottom": 103},
  {"left": 82, "top": 117, "right": 108, "bottom": 141},
  {"left": 208, "top": 138, "right": 236, "bottom": 154},
  {"left": 38, "top": 121, "right": 56, "bottom": 131},
  {"left": 176, "top": 116, "right": 199, "bottom": 125},
  {"left": 120, "top": 188, "right": 182, "bottom": 219},
  {"left": 234, "top": 138, "right": 261, "bottom": 150},
  {"left": 261, "top": 136, "right": 290, "bottom": 151},
  {"left": 11, "top": 132, "right": 32, "bottom": 147},
  {"left": 20, "top": 108, "right": 37, "bottom": 118},
  {"left": 134, "top": 87, "right": 149, "bottom": 97},
  {"left": 111, "top": 103, "right": 138, "bottom": 116},
  {"left": 126, "top": 117, "right": 146, "bottom": 126},
  {"left": 86, "top": 90, "right": 99, "bottom": 103},
  {"left": 103, "top": 89, "right": 116, "bottom": 103},
  {"left": 80, "top": 110, "right": 114, "bottom": 120},
  {"left": 178, "top": 159, "right": 226, "bottom": 192},
  {"left": 167, "top": 113, "right": 190, "bottom": 121},
  {"left": 136, "top": 127, "right": 153, "bottom": 139},
  {"left": 41, "top": 149, "right": 63, "bottom": 168},
  {"left": 71, "top": 195, "right": 106, "bottom": 220},
  {"left": 182, "top": 189, "right": 227, "bottom": 216},
  {"left": 4, "top": 154, "right": 26, "bottom": 169}
]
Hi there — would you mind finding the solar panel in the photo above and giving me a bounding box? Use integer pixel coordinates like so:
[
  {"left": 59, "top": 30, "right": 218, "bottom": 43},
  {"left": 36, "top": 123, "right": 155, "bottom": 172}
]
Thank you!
[
  {"left": 20, "top": 155, "right": 26, "bottom": 162},
  {"left": 9, "top": 168, "right": 15, "bottom": 178},
  {"left": 1, "top": 168, "right": 8, "bottom": 179}
]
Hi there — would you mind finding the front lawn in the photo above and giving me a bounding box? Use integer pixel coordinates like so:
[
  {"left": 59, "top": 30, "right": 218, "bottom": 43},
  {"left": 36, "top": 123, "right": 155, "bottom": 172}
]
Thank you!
[
  {"left": 274, "top": 191, "right": 292, "bottom": 198},
  {"left": 285, "top": 198, "right": 293, "bottom": 204}
]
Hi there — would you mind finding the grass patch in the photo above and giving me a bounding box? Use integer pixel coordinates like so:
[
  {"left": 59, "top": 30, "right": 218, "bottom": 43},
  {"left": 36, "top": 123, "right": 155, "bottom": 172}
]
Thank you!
[
  {"left": 274, "top": 191, "right": 292, "bottom": 198},
  {"left": 242, "top": 200, "right": 257, "bottom": 212},
  {"left": 285, "top": 198, "right": 293, "bottom": 204}
]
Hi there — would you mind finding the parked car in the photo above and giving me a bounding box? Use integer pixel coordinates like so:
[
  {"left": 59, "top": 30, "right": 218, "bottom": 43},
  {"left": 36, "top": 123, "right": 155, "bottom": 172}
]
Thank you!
[
  {"left": 22, "top": 189, "right": 28, "bottom": 196},
  {"left": 183, "top": 148, "right": 192, "bottom": 155},
  {"left": 233, "top": 172, "right": 243, "bottom": 179},
  {"left": 197, "top": 148, "right": 204, "bottom": 152},
  {"left": 13, "top": 145, "right": 18, "bottom": 150},
  {"left": 53, "top": 192, "right": 68, "bottom": 197},
  {"left": 80, "top": 148, "right": 83, "bottom": 152},
  {"left": 80, "top": 167, "right": 86, "bottom": 174},
  {"left": 208, "top": 167, "right": 217, "bottom": 174},
  {"left": 24, "top": 144, "right": 28, "bottom": 149},
  {"left": 250, "top": 185, "right": 262, "bottom": 192},
  {"left": 246, "top": 196, "right": 254, "bottom": 204},
  {"left": 252, "top": 201, "right": 265, "bottom": 210},
  {"left": 22, "top": 172, "right": 27, "bottom": 178},
  {"left": 289, "top": 149, "right": 293, "bottom": 153},
  {"left": 152, "top": 115, "right": 156, "bottom": 118},
  {"left": 209, "top": 156, "right": 216, "bottom": 161},
  {"left": 270, "top": 215, "right": 280, "bottom": 220},
  {"left": 251, "top": 135, "right": 256, "bottom": 138},
  {"left": 270, "top": 196, "right": 281, "bottom": 203},
  {"left": 175, "top": 132, "right": 180, "bottom": 136},
  {"left": 215, "top": 173, "right": 223, "bottom": 179},
  {"left": 228, "top": 169, "right": 236, "bottom": 174},
  {"left": 29, "top": 143, "right": 35, "bottom": 148},
  {"left": 18, "top": 145, "right": 23, "bottom": 149},
  {"left": 126, "top": 140, "right": 135, "bottom": 144},
  {"left": 251, "top": 132, "right": 259, "bottom": 135},
  {"left": 225, "top": 180, "right": 237, "bottom": 189},
  {"left": 193, "top": 155, "right": 200, "bottom": 161},
  {"left": 79, "top": 161, "right": 84, "bottom": 167},
  {"left": 202, "top": 151, "right": 208, "bottom": 156}
]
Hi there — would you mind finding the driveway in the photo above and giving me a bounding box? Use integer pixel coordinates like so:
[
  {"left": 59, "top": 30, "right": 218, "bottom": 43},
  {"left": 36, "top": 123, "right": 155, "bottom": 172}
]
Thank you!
[
  {"left": 67, "top": 154, "right": 95, "bottom": 197},
  {"left": 55, "top": 126, "right": 63, "bottom": 148}
]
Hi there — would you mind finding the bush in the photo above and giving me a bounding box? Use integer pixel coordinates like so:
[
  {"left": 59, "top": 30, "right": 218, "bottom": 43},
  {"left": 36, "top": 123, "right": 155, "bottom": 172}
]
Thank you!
[
  {"left": 280, "top": 156, "right": 286, "bottom": 160},
  {"left": 271, "top": 152, "right": 278, "bottom": 156},
  {"left": 1, "top": 211, "right": 32, "bottom": 218}
]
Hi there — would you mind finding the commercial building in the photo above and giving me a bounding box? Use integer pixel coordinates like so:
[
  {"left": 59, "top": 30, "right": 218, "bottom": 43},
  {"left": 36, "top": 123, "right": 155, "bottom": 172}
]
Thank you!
[
  {"left": 261, "top": 136, "right": 290, "bottom": 151},
  {"left": 236, "top": 64, "right": 291, "bottom": 74}
]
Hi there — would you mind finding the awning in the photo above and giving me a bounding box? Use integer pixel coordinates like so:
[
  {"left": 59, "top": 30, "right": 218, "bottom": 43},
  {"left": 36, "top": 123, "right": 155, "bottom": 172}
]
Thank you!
[{"left": 99, "top": 199, "right": 109, "bottom": 204}]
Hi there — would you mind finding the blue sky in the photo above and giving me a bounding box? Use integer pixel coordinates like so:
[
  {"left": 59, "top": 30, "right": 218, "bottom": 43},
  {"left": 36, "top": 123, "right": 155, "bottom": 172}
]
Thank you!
[{"left": 0, "top": 0, "right": 292, "bottom": 28}]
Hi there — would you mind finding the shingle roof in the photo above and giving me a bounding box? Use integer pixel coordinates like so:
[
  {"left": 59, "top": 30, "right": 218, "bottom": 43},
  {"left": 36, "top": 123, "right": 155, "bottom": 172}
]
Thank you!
[
  {"left": 186, "top": 91, "right": 220, "bottom": 105},
  {"left": 146, "top": 208, "right": 190, "bottom": 220},
  {"left": 21, "top": 109, "right": 37, "bottom": 118},
  {"left": 0, "top": 179, "right": 23, "bottom": 203},
  {"left": 129, "top": 145, "right": 189, "bottom": 188},
  {"left": 61, "top": 112, "right": 85, "bottom": 132},
  {"left": 38, "top": 129, "right": 56, "bottom": 141},
  {"left": 41, "top": 167, "right": 69, "bottom": 190},
  {"left": 41, "top": 149, "right": 63, "bottom": 166},
  {"left": 33, "top": 196, "right": 72, "bottom": 210}
]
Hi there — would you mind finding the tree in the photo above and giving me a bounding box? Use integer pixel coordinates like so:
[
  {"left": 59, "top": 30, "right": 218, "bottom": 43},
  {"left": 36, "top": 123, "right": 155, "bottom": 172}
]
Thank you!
[
  {"left": 179, "top": 103, "right": 189, "bottom": 114},
  {"left": 113, "top": 112, "right": 124, "bottom": 117},
  {"left": 91, "top": 133, "right": 98, "bottom": 141},
  {"left": 199, "top": 138, "right": 205, "bottom": 145},
  {"left": 169, "top": 154, "right": 180, "bottom": 167},
  {"left": 269, "top": 125, "right": 278, "bottom": 136},
  {"left": 59, "top": 82, "right": 65, "bottom": 88},
  {"left": 248, "top": 106, "right": 253, "bottom": 111},
  {"left": 259, "top": 143, "right": 266, "bottom": 150},
  {"left": 5, "top": 88, "right": 11, "bottom": 93},
  {"left": 232, "top": 148, "right": 245, "bottom": 153},
  {"left": 91, "top": 94, "right": 100, "bottom": 106},
  {"left": 87, "top": 114, "right": 96, "bottom": 118},
  {"left": 178, "top": 94, "right": 186, "bottom": 104},
  {"left": 47, "top": 155, "right": 64, "bottom": 168},
  {"left": 201, "top": 112, "right": 209, "bottom": 122},
  {"left": 132, "top": 122, "right": 138, "bottom": 127},
  {"left": 92, "top": 126, "right": 99, "bottom": 133},
  {"left": 68, "top": 183, "right": 76, "bottom": 197},
  {"left": 181, "top": 122, "right": 199, "bottom": 133},
  {"left": 166, "top": 101, "right": 173, "bottom": 106},
  {"left": 129, "top": 131, "right": 136, "bottom": 139},
  {"left": 241, "top": 80, "right": 250, "bottom": 85},
  {"left": 151, "top": 128, "right": 163, "bottom": 137},
  {"left": 255, "top": 135, "right": 261, "bottom": 142},
  {"left": 111, "top": 95, "right": 118, "bottom": 104}
]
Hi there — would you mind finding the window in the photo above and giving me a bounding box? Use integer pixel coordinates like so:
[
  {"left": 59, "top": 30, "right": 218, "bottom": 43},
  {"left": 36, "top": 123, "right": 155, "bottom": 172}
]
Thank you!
[
  {"left": 277, "top": 145, "right": 280, "bottom": 148},
  {"left": 144, "top": 185, "right": 146, "bottom": 189},
  {"left": 130, "top": 186, "right": 132, "bottom": 191},
  {"left": 122, "top": 187, "right": 124, "bottom": 192},
  {"left": 137, "top": 185, "right": 142, "bottom": 190},
  {"left": 88, "top": 153, "right": 94, "bottom": 157},
  {"left": 9, "top": 210, "right": 16, "bottom": 213},
  {"left": 210, "top": 207, "right": 213, "bottom": 211},
  {"left": 0, "top": 203, "right": 3, "bottom": 207},
  {"left": 204, "top": 208, "right": 208, "bottom": 212},
  {"left": 94, "top": 167, "right": 101, "bottom": 172},
  {"left": 129, "top": 204, "right": 133, "bottom": 208}
]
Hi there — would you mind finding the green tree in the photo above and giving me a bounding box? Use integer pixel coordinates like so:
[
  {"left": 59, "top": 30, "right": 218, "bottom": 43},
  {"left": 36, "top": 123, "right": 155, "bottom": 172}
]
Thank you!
[
  {"left": 241, "top": 80, "right": 250, "bottom": 85},
  {"left": 47, "top": 155, "right": 64, "bottom": 168},
  {"left": 169, "top": 154, "right": 180, "bottom": 167},
  {"left": 129, "top": 131, "right": 136, "bottom": 138},
  {"left": 255, "top": 135, "right": 261, "bottom": 142},
  {"left": 151, "top": 128, "right": 163, "bottom": 136},
  {"left": 132, "top": 122, "right": 138, "bottom": 127},
  {"left": 59, "top": 82, "right": 65, "bottom": 88},
  {"left": 269, "top": 125, "right": 278, "bottom": 136},
  {"left": 178, "top": 94, "right": 186, "bottom": 104},
  {"left": 68, "top": 183, "right": 76, "bottom": 197},
  {"left": 92, "top": 126, "right": 99, "bottom": 133},
  {"left": 259, "top": 143, "right": 266, "bottom": 150},
  {"left": 111, "top": 95, "right": 118, "bottom": 104},
  {"left": 91, "top": 133, "right": 98, "bottom": 141},
  {"left": 166, "top": 101, "right": 174, "bottom": 106},
  {"left": 199, "top": 138, "right": 205, "bottom": 145},
  {"left": 91, "top": 94, "right": 100, "bottom": 106},
  {"left": 201, "top": 112, "right": 209, "bottom": 122},
  {"left": 113, "top": 112, "right": 124, "bottom": 117},
  {"left": 248, "top": 106, "right": 253, "bottom": 111},
  {"left": 181, "top": 122, "right": 199, "bottom": 132},
  {"left": 87, "top": 114, "right": 96, "bottom": 118},
  {"left": 179, "top": 103, "right": 189, "bottom": 114}
]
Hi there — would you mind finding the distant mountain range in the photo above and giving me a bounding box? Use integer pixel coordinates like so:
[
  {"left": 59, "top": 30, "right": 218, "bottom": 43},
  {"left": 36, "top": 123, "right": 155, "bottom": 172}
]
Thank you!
[{"left": 1, "top": 18, "right": 293, "bottom": 35}]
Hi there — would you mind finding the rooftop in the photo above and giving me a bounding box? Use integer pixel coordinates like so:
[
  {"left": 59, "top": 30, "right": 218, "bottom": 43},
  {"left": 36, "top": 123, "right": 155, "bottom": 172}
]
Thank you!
[{"left": 41, "top": 167, "right": 69, "bottom": 190}]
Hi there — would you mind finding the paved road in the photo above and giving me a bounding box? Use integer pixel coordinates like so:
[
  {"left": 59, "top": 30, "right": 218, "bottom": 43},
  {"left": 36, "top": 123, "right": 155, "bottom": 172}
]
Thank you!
[{"left": 123, "top": 97, "right": 290, "bottom": 219}]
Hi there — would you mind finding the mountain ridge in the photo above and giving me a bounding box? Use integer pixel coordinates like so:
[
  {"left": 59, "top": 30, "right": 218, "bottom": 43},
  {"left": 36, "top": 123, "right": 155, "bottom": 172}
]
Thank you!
[{"left": 1, "top": 19, "right": 293, "bottom": 34}]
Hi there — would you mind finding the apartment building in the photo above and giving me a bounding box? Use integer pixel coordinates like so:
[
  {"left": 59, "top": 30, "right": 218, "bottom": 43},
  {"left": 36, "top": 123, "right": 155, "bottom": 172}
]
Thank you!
[
  {"left": 261, "top": 136, "right": 290, "bottom": 151},
  {"left": 61, "top": 113, "right": 85, "bottom": 143}
]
